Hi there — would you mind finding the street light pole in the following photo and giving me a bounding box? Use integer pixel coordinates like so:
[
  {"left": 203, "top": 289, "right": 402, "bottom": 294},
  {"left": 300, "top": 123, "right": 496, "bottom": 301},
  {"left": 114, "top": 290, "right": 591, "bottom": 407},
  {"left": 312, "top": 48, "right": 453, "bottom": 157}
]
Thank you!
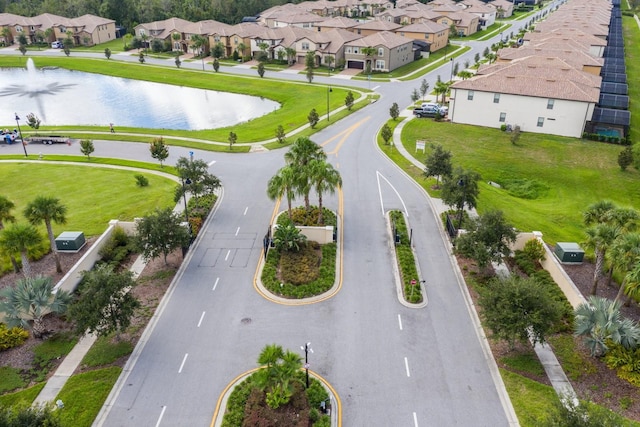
[
  {"left": 326, "top": 86, "right": 332, "bottom": 121},
  {"left": 450, "top": 58, "right": 454, "bottom": 82},
  {"left": 14, "top": 113, "right": 27, "bottom": 157},
  {"left": 301, "top": 342, "right": 313, "bottom": 389}
]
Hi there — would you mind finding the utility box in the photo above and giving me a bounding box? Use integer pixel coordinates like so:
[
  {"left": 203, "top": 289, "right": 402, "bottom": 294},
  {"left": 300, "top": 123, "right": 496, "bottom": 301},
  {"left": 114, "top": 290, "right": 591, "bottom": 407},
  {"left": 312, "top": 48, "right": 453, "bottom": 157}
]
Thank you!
[
  {"left": 554, "top": 242, "right": 584, "bottom": 264},
  {"left": 55, "top": 231, "right": 86, "bottom": 252}
]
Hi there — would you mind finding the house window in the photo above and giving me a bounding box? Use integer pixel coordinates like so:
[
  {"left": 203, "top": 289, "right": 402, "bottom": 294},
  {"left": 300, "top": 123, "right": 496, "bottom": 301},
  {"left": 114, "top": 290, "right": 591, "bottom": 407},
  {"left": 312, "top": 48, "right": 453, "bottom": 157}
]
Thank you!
[
  {"left": 400, "top": 32, "right": 405, "bottom": 36},
  {"left": 302, "top": 42, "right": 309, "bottom": 50},
  {"left": 376, "top": 59, "right": 384, "bottom": 69},
  {"left": 139, "top": 29, "right": 145, "bottom": 36},
  {"left": 346, "top": 47, "right": 352, "bottom": 53},
  {"left": 547, "top": 99, "right": 555, "bottom": 110},
  {"left": 537, "top": 117, "right": 544, "bottom": 127},
  {"left": 424, "top": 33, "right": 429, "bottom": 39},
  {"left": 353, "top": 47, "right": 359, "bottom": 54},
  {"left": 499, "top": 112, "right": 506, "bottom": 122},
  {"left": 16, "top": 26, "right": 23, "bottom": 32},
  {"left": 493, "top": 93, "right": 500, "bottom": 103},
  {"left": 214, "top": 36, "right": 220, "bottom": 42},
  {"left": 467, "top": 90, "right": 474, "bottom": 100},
  {"left": 378, "top": 47, "right": 383, "bottom": 56},
  {"left": 357, "top": 29, "right": 361, "bottom": 34},
  {"left": 234, "top": 37, "right": 238, "bottom": 44},
  {"left": 60, "top": 26, "right": 66, "bottom": 33}
]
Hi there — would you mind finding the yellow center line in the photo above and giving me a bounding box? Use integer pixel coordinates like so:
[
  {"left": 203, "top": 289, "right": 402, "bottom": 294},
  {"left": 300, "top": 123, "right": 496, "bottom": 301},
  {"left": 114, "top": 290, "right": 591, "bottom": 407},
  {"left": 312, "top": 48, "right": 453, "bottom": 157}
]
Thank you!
[{"left": 325, "top": 116, "right": 370, "bottom": 156}]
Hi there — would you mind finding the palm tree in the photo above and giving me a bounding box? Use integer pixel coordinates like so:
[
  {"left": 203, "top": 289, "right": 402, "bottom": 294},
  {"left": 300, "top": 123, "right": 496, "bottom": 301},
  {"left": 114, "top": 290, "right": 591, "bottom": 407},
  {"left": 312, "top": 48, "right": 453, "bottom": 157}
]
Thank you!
[
  {"left": 582, "top": 224, "right": 619, "bottom": 295},
  {"left": 236, "top": 42, "right": 247, "bottom": 61},
  {"left": 623, "top": 261, "right": 640, "bottom": 303},
  {"left": 0, "top": 276, "right": 70, "bottom": 338},
  {"left": 583, "top": 200, "right": 616, "bottom": 226},
  {"left": 574, "top": 296, "right": 640, "bottom": 356},
  {"left": 0, "top": 223, "right": 42, "bottom": 277},
  {"left": 607, "top": 233, "right": 640, "bottom": 302},
  {"left": 0, "top": 195, "right": 19, "bottom": 272},
  {"left": 309, "top": 159, "right": 342, "bottom": 224},
  {"left": 433, "top": 80, "right": 450, "bottom": 104},
  {"left": 285, "top": 46, "right": 296, "bottom": 65},
  {"left": 285, "top": 137, "right": 327, "bottom": 211},
  {"left": 267, "top": 166, "right": 297, "bottom": 219},
  {"left": 23, "top": 196, "right": 67, "bottom": 273},
  {"left": 255, "top": 344, "right": 302, "bottom": 409}
]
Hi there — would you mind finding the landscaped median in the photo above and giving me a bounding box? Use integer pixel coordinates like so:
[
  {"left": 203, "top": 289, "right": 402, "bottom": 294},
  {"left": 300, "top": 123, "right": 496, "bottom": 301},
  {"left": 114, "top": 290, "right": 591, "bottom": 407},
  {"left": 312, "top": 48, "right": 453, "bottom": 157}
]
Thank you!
[{"left": 388, "top": 210, "right": 425, "bottom": 306}]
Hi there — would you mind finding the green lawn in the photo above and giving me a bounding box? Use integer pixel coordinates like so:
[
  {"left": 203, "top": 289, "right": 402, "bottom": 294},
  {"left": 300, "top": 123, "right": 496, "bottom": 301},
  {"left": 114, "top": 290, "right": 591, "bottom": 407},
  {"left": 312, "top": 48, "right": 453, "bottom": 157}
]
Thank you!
[
  {"left": 0, "top": 383, "right": 45, "bottom": 407},
  {"left": 0, "top": 56, "right": 359, "bottom": 144},
  {"left": 56, "top": 367, "right": 122, "bottom": 427},
  {"left": 0, "top": 163, "right": 176, "bottom": 236},
  {"left": 400, "top": 119, "right": 640, "bottom": 244}
]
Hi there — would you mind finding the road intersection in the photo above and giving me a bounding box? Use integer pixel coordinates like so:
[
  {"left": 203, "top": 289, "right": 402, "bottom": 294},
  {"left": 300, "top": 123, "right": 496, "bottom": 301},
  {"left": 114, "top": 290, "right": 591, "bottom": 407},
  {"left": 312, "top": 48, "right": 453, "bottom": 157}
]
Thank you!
[{"left": 0, "top": 24, "right": 540, "bottom": 425}]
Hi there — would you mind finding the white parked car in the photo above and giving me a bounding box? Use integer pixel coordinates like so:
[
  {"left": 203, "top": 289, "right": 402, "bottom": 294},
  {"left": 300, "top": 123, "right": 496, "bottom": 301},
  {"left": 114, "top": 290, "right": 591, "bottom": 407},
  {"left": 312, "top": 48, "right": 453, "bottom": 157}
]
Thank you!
[
  {"left": 420, "top": 102, "right": 448, "bottom": 116},
  {"left": 51, "top": 41, "right": 63, "bottom": 49}
]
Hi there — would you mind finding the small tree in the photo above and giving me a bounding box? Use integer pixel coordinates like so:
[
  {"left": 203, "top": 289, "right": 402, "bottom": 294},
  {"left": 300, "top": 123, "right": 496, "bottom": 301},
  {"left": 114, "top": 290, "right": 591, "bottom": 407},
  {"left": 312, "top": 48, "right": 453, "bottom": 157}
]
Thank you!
[
  {"left": 305, "top": 50, "right": 315, "bottom": 83},
  {"left": 389, "top": 102, "right": 400, "bottom": 121},
  {"left": 23, "top": 196, "right": 67, "bottom": 274},
  {"left": 80, "top": 139, "right": 94, "bottom": 159},
  {"left": 478, "top": 275, "right": 563, "bottom": 348},
  {"left": 510, "top": 125, "right": 522, "bottom": 145},
  {"left": 19, "top": 44, "right": 26, "bottom": 55},
  {"left": 345, "top": 91, "right": 354, "bottom": 110},
  {"left": 454, "top": 210, "right": 517, "bottom": 269},
  {"left": 308, "top": 108, "right": 319, "bottom": 128},
  {"left": 68, "top": 264, "right": 140, "bottom": 338},
  {"left": 212, "top": 42, "right": 224, "bottom": 59},
  {"left": 104, "top": 48, "right": 111, "bottom": 59},
  {"left": 212, "top": 58, "right": 220, "bottom": 72},
  {"left": 149, "top": 137, "right": 169, "bottom": 166},
  {"left": 26, "top": 113, "right": 41, "bottom": 135},
  {"left": 474, "top": 53, "right": 480, "bottom": 64},
  {"left": 380, "top": 124, "right": 393, "bottom": 145},
  {"left": 424, "top": 144, "right": 452, "bottom": 186},
  {"left": 441, "top": 167, "right": 481, "bottom": 228},
  {"left": 618, "top": 145, "right": 633, "bottom": 171},
  {"left": 0, "top": 223, "right": 42, "bottom": 277},
  {"left": 257, "top": 62, "right": 265, "bottom": 78},
  {"left": 138, "top": 52, "right": 145, "bottom": 63},
  {"left": 420, "top": 79, "right": 429, "bottom": 101},
  {"left": 275, "top": 125, "right": 286, "bottom": 144},
  {"left": 174, "top": 55, "right": 181, "bottom": 68},
  {"left": 228, "top": 131, "right": 237, "bottom": 150},
  {"left": 410, "top": 88, "right": 420, "bottom": 103},
  {"left": 0, "top": 276, "right": 70, "bottom": 338},
  {"left": 0, "top": 404, "right": 62, "bottom": 426},
  {"left": 453, "top": 62, "right": 459, "bottom": 76},
  {"left": 135, "top": 208, "right": 191, "bottom": 265}
]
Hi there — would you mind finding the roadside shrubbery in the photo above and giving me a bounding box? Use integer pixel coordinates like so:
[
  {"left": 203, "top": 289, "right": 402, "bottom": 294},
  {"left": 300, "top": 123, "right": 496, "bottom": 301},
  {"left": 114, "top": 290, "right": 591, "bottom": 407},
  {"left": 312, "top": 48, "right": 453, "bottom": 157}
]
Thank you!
[
  {"left": 390, "top": 210, "right": 422, "bottom": 304},
  {"left": 0, "top": 324, "right": 28, "bottom": 351}
]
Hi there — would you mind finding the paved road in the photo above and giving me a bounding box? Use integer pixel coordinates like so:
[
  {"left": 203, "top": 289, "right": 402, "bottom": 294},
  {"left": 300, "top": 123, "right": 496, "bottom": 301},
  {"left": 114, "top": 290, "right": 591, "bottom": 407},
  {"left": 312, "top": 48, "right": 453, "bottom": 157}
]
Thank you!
[{"left": 1, "top": 19, "right": 558, "bottom": 424}]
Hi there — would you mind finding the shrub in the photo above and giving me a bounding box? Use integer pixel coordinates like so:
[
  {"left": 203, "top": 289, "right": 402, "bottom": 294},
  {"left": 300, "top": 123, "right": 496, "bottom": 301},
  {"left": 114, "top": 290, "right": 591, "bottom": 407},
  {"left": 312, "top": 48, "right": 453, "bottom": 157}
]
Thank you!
[
  {"left": 280, "top": 242, "right": 320, "bottom": 284},
  {"left": 0, "top": 324, "right": 29, "bottom": 350},
  {"left": 135, "top": 174, "right": 149, "bottom": 187},
  {"left": 522, "top": 239, "right": 546, "bottom": 263},
  {"left": 98, "top": 227, "right": 133, "bottom": 268},
  {"left": 285, "top": 206, "right": 336, "bottom": 227},
  {"left": 603, "top": 343, "right": 640, "bottom": 387}
]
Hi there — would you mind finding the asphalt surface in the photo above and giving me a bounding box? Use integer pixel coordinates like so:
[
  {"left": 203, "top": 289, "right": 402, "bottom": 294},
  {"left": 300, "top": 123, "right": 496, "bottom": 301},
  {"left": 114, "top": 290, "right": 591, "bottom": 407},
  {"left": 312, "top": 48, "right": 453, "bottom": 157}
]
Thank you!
[{"left": 0, "top": 14, "right": 562, "bottom": 424}]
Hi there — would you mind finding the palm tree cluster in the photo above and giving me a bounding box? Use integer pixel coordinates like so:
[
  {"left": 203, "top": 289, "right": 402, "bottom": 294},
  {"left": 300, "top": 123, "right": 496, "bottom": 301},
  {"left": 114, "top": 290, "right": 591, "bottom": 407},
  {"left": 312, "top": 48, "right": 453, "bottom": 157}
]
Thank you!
[
  {"left": 581, "top": 200, "right": 640, "bottom": 302},
  {"left": 267, "top": 137, "right": 342, "bottom": 225},
  {"left": 0, "top": 195, "right": 67, "bottom": 277},
  {"left": 255, "top": 344, "right": 303, "bottom": 409}
]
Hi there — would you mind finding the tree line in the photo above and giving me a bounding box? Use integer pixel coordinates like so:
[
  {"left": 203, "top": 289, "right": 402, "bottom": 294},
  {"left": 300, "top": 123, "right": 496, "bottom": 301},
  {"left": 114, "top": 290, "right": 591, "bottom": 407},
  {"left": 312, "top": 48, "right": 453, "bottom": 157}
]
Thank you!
[{"left": 1, "top": 0, "right": 305, "bottom": 33}]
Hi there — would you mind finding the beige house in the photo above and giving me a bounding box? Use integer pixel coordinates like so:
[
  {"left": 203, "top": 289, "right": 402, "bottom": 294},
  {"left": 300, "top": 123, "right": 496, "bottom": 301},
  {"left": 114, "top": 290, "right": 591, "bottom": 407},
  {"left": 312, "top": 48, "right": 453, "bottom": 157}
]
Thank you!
[
  {"left": 0, "top": 12, "right": 115, "bottom": 46},
  {"left": 449, "top": 56, "right": 601, "bottom": 138},
  {"left": 135, "top": 17, "right": 193, "bottom": 50},
  {"left": 343, "top": 31, "right": 414, "bottom": 72},
  {"left": 394, "top": 21, "right": 449, "bottom": 52},
  {"left": 430, "top": 5, "right": 480, "bottom": 36},
  {"left": 489, "top": 0, "right": 514, "bottom": 18},
  {"left": 350, "top": 20, "right": 402, "bottom": 36}
]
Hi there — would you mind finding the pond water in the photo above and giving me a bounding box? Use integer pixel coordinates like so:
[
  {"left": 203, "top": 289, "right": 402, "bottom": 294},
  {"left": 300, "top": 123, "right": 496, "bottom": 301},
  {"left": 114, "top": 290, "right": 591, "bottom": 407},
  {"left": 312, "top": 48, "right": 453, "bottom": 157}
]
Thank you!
[{"left": 0, "top": 59, "right": 279, "bottom": 130}]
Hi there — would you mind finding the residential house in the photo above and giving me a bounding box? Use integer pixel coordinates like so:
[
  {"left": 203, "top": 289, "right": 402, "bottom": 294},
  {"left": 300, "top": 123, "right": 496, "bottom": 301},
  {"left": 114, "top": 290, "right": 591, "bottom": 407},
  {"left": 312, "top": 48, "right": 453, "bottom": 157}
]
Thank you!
[
  {"left": 394, "top": 21, "right": 449, "bottom": 52},
  {"left": 489, "top": 0, "right": 514, "bottom": 19},
  {"left": 459, "top": 0, "right": 496, "bottom": 30},
  {"left": 183, "top": 20, "right": 232, "bottom": 54},
  {"left": 522, "top": 29, "right": 607, "bottom": 58},
  {"left": 496, "top": 46, "right": 604, "bottom": 76},
  {"left": 343, "top": 31, "right": 414, "bottom": 72},
  {"left": 429, "top": 5, "right": 480, "bottom": 36},
  {"left": 350, "top": 20, "right": 402, "bottom": 36},
  {"left": 69, "top": 14, "right": 116, "bottom": 46},
  {"left": 134, "top": 17, "right": 193, "bottom": 49},
  {"left": 449, "top": 56, "right": 601, "bottom": 138},
  {"left": 314, "top": 16, "right": 360, "bottom": 32}
]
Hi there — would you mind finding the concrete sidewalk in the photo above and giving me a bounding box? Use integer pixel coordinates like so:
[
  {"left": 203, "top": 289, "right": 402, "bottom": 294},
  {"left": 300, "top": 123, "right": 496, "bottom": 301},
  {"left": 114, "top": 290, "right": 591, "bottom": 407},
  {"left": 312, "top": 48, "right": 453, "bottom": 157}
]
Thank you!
[{"left": 33, "top": 255, "right": 148, "bottom": 406}]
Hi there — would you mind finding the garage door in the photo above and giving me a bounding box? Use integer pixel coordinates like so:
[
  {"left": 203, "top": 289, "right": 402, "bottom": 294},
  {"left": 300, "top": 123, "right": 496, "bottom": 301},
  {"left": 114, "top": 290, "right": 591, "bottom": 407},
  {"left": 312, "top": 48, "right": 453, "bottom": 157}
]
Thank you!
[{"left": 347, "top": 60, "right": 364, "bottom": 69}]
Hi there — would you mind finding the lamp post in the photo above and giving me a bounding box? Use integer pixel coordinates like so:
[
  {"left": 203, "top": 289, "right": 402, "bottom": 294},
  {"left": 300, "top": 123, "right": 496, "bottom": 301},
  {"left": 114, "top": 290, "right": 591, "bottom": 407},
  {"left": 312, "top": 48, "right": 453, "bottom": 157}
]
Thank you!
[
  {"left": 450, "top": 58, "right": 454, "bottom": 82},
  {"left": 301, "top": 342, "right": 313, "bottom": 389},
  {"left": 326, "top": 86, "right": 332, "bottom": 121},
  {"left": 181, "top": 177, "right": 192, "bottom": 236},
  {"left": 14, "top": 113, "right": 27, "bottom": 157}
]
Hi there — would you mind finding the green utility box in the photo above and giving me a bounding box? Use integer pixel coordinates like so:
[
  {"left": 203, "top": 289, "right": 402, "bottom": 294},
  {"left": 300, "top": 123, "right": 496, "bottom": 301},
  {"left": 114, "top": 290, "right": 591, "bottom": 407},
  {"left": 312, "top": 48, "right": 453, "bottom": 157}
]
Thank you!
[
  {"left": 554, "top": 242, "right": 584, "bottom": 264},
  {"left": 55, "top": 231, "right": 86, "bottom": 252}
]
